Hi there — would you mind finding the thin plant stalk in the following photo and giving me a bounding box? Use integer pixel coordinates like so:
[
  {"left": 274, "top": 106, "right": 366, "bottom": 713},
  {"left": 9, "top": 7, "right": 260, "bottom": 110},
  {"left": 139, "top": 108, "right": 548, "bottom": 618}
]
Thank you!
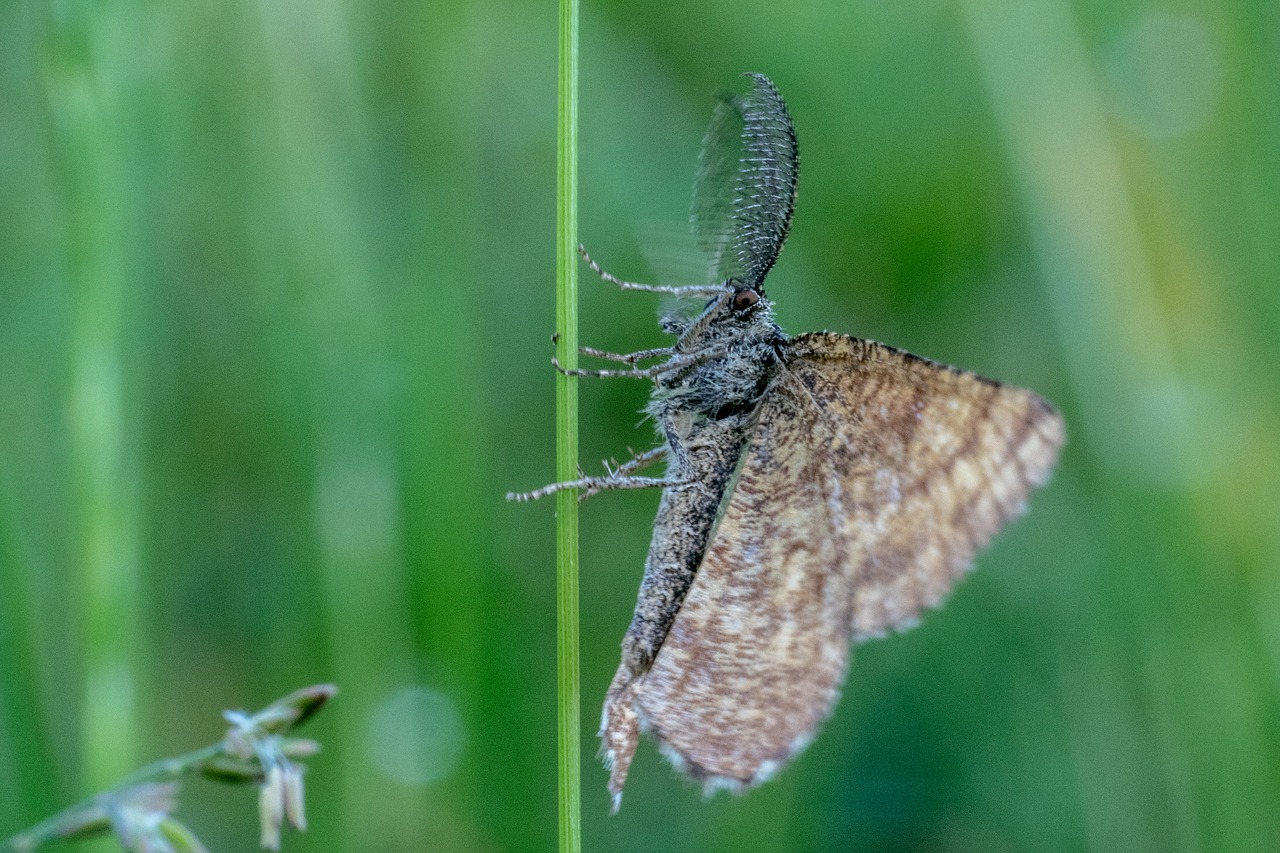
[
  {"left": 555, "top": 0, "right": 582, "bottom": 849},
  {"left": 5, "top": 685, "right": 334, "bottom": 852}
]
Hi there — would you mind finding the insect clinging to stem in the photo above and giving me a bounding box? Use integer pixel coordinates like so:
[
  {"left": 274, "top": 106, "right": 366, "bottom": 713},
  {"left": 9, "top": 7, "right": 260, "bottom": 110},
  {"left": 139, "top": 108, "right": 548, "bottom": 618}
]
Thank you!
[{"left": 509, "top": 73, "right": 1064, "bottom": 812}]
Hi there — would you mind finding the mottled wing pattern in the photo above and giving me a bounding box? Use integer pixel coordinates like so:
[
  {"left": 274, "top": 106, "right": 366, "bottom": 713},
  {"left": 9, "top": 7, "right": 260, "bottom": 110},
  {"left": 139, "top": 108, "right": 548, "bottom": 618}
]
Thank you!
[
  {"left": 784, "top": 333, "right": 1065, "bottom": 639},
  {"left": 612, "top": 332, "right": 1064, "bottom": 793}
]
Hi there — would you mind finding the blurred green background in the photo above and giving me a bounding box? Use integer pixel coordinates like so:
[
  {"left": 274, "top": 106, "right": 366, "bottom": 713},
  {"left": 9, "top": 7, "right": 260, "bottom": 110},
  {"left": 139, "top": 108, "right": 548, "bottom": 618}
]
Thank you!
[{"left": 3, "top": 0, "right": 1279, "bottom": 850}]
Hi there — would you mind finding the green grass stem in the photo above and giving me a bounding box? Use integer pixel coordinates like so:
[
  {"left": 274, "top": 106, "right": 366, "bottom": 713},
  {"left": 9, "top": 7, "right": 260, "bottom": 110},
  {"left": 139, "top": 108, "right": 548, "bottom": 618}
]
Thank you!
[{"left": 555, "top": 0, "right": 582, "bottom": 849}]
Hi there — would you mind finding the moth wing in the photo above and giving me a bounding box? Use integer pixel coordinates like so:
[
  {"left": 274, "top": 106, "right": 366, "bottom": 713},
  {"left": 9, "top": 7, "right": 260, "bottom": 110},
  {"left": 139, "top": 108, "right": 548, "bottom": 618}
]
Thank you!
[
  {"left": 624, "top": 332, "right": 1064, "bottom": 791},
  {"left": 623, "top": 378, "right": 854, "bottom": 794},
  {"left": 782, "top": 333, "right": 1065, "bottom": 639}
]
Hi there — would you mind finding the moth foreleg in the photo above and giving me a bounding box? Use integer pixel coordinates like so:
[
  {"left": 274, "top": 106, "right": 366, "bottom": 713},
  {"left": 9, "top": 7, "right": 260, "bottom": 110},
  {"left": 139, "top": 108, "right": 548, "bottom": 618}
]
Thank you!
[
  {"left": 579, "top": 345, "right": 674, "bottom": 365},
  {"left": 552, "top": 346, "right": 728, "bottom": 380},
  {"left": 579, "top": 245, "right": 728, "bottom": 298}
]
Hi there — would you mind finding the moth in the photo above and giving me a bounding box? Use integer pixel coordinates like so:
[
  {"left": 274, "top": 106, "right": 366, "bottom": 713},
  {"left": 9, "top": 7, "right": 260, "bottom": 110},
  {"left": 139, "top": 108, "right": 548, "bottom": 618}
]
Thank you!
[{"left": 510, "top": 73, "right": 1065, "bottom": 812}]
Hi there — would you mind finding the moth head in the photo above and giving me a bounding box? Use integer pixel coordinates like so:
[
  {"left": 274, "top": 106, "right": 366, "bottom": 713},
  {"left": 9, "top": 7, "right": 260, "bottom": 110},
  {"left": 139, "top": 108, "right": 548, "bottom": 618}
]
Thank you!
[
  {"left": 693, "top": 282, "right": 775, "bottom": 341},
  {"left": 661, "top": 280, "right": 775, "bottom": 351},
  {"left": 713, "top": 280, "right": 770, "bottom": 327}
]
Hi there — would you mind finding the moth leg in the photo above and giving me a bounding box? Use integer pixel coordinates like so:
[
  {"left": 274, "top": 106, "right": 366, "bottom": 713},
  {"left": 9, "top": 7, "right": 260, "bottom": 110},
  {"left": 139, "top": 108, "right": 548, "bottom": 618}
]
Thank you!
[
  {"left": 506, "top": 473, "right": 685, "bottom": 503},
  {"left": 582, "top": 447, "right": 668, "bottom": 498},
  {"left": 551, "top": 346, "right": 728, "bottom": 380},
  {"left": 606, "top": 446, "right": 666, "bottom": 474},
  {"left": 579, "top": 345, "right": 673, "bottom": 365},
  {"left": 506, "top": 448, "right": 683, "bottom": 502},
  {"left": 579, "top": 245, "right": 728, "bottom": 297}
]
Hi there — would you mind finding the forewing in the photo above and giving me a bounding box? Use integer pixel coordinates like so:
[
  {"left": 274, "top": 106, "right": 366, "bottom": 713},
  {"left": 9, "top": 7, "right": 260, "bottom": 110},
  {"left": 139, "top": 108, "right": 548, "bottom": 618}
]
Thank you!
[
  {"left": 621, "top": 332, "right": 1064, "bottom": 789},
  {"left": 782, "top": 333, "right": 1065, "bottom": 639},
  {"left": 629, "top": 381, "right": 854, "bottom": 791}
]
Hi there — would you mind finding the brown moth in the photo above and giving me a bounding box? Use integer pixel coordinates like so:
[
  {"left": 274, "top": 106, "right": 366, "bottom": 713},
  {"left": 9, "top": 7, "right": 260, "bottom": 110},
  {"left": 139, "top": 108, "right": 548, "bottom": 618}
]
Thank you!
[{"left": 509, "top": 73, "right": 1065, "bottom": 812}]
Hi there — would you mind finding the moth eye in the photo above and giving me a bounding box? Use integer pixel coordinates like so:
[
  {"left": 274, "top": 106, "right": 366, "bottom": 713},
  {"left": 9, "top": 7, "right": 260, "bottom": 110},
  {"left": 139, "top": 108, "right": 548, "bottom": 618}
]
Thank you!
[{"left": 733, "top": 290, "right": 760, "bottom": 311}]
